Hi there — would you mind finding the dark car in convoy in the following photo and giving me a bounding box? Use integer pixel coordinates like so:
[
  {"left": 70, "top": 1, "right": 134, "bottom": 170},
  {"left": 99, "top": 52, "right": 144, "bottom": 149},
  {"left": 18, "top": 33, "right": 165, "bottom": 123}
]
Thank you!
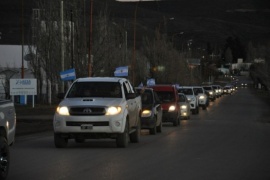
[
  {"left": 149, "top": 85, "right": 180, "bottom": 126},
  {"left": 136, "top": 87, "right": 163, "bottom": 135}
]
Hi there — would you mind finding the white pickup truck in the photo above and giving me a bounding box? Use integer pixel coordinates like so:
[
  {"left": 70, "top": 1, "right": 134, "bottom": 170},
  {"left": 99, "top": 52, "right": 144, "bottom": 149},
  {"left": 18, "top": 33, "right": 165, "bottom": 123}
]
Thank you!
[
  {"left": 0, "top": 99, "right": 16, "bottom": 180},
  {"left": 53, "top": 77, "right": 142, "bottom": 148}
]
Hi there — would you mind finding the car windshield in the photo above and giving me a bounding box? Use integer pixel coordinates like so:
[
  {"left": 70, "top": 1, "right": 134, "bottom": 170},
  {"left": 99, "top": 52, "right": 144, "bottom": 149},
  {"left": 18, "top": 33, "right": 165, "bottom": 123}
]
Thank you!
[
  {"left": 141, "top": 91, "right": 153, "bottom": 104},
  {"left": 178, "top": 88, "right": 193, "bottom": 95},
  {"left": 178, "top": 94, "right": 186, "bottom": 102},
  {"left": 193, "top": 88, "right": 203, "bottom": 95},
  {"left": 203, "top": 86, "right": 212, "bottom": 90},
  {"left": 66, "top": 82, "right": 122, "bottom": 98},
  {"left": 155, "top": 91, "right": 175, "bottom": 103}
]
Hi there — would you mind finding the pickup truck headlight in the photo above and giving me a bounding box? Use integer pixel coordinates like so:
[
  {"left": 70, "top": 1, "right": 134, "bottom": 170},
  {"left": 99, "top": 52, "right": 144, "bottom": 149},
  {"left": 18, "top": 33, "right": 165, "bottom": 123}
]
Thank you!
[
  {"left": 57, "top": 106, "right": 70, "bottom": 116},
  {"left": 141, "top": 109, "right": 152, "bottom": 117},
  {"left": 181, "top": 105, "right": 187, "bottom": 109},
  {"left": 106, "top": 106, "right": 122, "bottom": 115},
  {"left": 168, "top": 105, "right": 176, "bottom": 112},
  {"left": 199, "top": 95, "right": 205, "bottom": 99}
]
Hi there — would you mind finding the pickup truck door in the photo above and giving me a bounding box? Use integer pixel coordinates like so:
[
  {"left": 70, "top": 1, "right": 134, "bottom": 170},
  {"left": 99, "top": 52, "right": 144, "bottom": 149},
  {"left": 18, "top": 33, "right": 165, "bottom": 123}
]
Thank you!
[{"left": 123, "top": 81, "right": 137, "bottom": 127}]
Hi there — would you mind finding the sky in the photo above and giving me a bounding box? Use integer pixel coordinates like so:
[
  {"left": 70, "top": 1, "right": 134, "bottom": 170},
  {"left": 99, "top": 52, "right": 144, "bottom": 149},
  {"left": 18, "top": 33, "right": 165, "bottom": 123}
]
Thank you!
[{"left": 0, "top": 45, "right": 28, "bottom": 69}]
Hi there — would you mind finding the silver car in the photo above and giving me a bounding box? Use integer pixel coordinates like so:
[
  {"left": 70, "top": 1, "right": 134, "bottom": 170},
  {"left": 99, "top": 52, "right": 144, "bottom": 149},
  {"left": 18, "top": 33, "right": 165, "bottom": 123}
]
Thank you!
[{"left": 178, "top": 93, "right": 191, "bottom": 120}]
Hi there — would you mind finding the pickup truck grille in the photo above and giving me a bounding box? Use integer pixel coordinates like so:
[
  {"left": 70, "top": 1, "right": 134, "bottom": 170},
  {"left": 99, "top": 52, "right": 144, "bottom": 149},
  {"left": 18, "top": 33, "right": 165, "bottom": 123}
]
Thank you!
[
  {"left": 66, "top": 121, "right": 109, "bottom": 126},
  {"left": 69, "top": 107, "right": 106, "bottom": 116}
]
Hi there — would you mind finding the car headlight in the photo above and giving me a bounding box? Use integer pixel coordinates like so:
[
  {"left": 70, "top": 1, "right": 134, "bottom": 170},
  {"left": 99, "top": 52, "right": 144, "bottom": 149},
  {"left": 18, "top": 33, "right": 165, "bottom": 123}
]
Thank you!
[
  {"left": 199, "top": 95, "right": 205, "bottom": 99},
  {"left": 181, "top": 105, "right": 187, "bottom": 109},
  {"left": 141, "top": 109, "right": 152, "bottom": 117},
  {"left": 106, "top": 106, "right": 122, "bottom": 115},
  {"left": 168, "top": 105, "right": 176, "bottom": 112},
  {"left": 209, "top": 91, "right": 213, "bottom": 95},
  {"left": 57, "top": 106, "right": 70, "bottom": 116}
]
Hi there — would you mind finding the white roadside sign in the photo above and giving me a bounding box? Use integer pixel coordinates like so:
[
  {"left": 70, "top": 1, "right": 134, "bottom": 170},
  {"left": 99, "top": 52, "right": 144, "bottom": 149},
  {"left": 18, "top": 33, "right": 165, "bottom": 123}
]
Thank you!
[{"left": 10, "top": 79, "right": 37, "bottom": 95}]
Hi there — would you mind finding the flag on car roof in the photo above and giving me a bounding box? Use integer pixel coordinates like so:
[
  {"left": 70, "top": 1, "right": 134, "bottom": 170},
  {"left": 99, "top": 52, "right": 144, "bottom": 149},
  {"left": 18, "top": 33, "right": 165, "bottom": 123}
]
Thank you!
[
  {"left": 60, "top": 68, "right": 76, "bottom": 81},
  {"left": 114, "top": 66, "right": 128, "bottom": 77},
  {"left": 147, "top": 78, "right": 155, "bottom": 86}
]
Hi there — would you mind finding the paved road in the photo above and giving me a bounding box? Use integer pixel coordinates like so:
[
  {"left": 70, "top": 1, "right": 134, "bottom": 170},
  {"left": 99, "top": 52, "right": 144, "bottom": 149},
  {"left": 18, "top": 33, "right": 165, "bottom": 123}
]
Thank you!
[{"left": 8, "top": 87, "right": 270, "bottom": 180}]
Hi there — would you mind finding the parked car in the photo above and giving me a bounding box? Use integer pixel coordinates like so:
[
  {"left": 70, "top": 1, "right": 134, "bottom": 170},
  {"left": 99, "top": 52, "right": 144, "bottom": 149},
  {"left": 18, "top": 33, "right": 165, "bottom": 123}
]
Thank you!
[
  {"left": 177, "top": 86, "right": 199, "bottom": 114},
  {"left": 202, "top": 85, "right": 216, "bottom": 101},
  {"left": 135, "top": 87, "right": 163, "bottom": 135},
  {"left": 178, "top": 93, "right": 191, "bottom": 119},
  {"left": 149, "top": 85, "right": 180, "bottom": 126},
  {"left": 193, "top": 86, "right": 209, "bottom": 110}
]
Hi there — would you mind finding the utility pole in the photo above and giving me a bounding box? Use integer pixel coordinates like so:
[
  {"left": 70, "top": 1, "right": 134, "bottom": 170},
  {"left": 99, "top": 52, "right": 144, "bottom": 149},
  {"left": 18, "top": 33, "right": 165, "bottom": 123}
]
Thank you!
[
  {"left": 21, "top": 0, "right": 24, "bottom": 79},
  {"left": 61, "top": 1, "right": 64, "bottom": 92},
  {"left": 71, "top": 10, "right": 74, "bottom": 68},
  {"left": 88, "top": 0, "right": 93, "bottom": 77},
  {"left": 132, "top": 1, "right": 140, "bottom": 85}
]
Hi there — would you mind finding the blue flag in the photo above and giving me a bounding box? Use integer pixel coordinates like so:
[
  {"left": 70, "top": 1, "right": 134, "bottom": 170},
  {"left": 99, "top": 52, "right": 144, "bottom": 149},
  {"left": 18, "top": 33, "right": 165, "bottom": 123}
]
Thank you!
[
  {"left": 147, "top": 78, "right": 155, "bottom": 86},
  {"left": 114, "top": 66, "right": 128, "bottom": 77},
  {"left": 60, "top": 68, "right": 76, "bottom": 81}
]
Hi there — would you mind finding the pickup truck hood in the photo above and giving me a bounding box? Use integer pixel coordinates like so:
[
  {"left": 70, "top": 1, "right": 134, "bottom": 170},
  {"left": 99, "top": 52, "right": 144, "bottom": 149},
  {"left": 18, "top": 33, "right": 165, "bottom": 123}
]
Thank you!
[{"left": 59, "top": 98, "right": 125, "bottom": 107}]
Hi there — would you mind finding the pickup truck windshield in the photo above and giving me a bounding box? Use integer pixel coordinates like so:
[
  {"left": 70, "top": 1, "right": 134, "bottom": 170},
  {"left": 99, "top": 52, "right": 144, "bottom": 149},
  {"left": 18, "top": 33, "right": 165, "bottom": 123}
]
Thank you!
[{"left": 66, "top": 82, "right": 122, "bottom": 98}]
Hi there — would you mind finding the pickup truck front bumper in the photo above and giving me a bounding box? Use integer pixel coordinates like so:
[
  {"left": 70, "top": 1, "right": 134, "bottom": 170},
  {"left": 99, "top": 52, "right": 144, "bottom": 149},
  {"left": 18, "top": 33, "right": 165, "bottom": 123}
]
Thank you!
[{"left": 53, "top": 114, "right": 125, "bottom": 134}]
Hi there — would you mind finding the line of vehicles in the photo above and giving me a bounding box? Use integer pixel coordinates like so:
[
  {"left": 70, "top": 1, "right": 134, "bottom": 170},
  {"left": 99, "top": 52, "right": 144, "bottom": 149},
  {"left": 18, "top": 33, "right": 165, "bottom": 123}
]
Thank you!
[
  {"left": 52, "top": 77, "right": 238, "bottom": 149},
  {"left": 0, "top": 77, "right": 239, "bottom": 180}
]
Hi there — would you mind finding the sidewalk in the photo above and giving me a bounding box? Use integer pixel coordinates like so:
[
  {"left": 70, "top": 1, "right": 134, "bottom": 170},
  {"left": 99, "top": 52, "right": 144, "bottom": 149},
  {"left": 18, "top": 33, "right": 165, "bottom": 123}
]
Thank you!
[{"left": 16, "top": 115, "right": 54, "bottom": 136}]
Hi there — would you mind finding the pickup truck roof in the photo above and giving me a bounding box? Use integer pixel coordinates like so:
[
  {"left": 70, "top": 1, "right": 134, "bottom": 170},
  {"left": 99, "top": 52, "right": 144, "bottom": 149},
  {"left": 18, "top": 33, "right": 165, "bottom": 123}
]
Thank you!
[{"left": 76, "top": 77, "right": 127, "bottom": 83}]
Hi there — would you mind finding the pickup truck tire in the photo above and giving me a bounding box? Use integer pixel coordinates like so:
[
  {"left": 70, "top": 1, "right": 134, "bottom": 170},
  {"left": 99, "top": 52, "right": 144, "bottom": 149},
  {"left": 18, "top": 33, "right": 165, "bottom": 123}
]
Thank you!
[
  {"left": 202, "top": 105, "right": 207, "bottom": 110},
  {"left": 116, "top": 122, "right": 129, "bottom": 148},
  {"left": 149, "top": 118, "right": 157, "bottom": 135},
  {"left": 0, "top": 137, "right": 9, "bottom": 180},
  {"left": 173, "top": 117, "right": 178, "bottom": 126},
  {"left": 54, "top": 133, "right": 68, "bottom": 148},
  {"left": 130, "top": 119, "right": 140, "bottom": 143},
  {"left": 156, "top": 120, "right": 162, "bottom": 133}
]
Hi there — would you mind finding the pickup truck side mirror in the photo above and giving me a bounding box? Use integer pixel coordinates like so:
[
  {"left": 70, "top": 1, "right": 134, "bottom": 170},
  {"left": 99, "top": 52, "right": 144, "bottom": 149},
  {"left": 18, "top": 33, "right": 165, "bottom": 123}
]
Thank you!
[
  {"left": 126, "top": 93, "right": 136, "bottom": 99},
  {"left": 57, "top": 93, "right": 65, "bottom": 99}
]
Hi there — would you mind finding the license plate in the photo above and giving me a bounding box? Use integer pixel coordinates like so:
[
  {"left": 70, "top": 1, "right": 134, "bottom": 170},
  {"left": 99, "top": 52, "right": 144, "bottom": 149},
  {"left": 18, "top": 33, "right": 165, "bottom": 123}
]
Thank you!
[{"left": 81, "top": 124, "right": 93, "bottom": 130}]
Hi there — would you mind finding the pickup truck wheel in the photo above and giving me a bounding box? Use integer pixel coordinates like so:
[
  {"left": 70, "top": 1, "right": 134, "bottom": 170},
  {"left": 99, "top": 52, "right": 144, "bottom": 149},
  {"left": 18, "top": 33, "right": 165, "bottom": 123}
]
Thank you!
[
  {"left": 130, "top": 120, "right": 140, "bottom": 143},
  {"left": 173, "top": 119, "right": 178, "bottom": 126},
  {"left": 156, "top": 120, "right": 162, "bottom": 133},
  {"left": 202, "top": 105, "right": 207, "bottom": 110},
  {"left": 0, "top": 137, "right": 9, "bottom": 180},
  {"left": 149, "top": 117, "right": 157, "bottom": 135},
  {"left": 54, "top": 133, "right": 68, "bottom": 148},
  {"left": 116, "top": 122, "right": 129, "bottom": 148}
]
